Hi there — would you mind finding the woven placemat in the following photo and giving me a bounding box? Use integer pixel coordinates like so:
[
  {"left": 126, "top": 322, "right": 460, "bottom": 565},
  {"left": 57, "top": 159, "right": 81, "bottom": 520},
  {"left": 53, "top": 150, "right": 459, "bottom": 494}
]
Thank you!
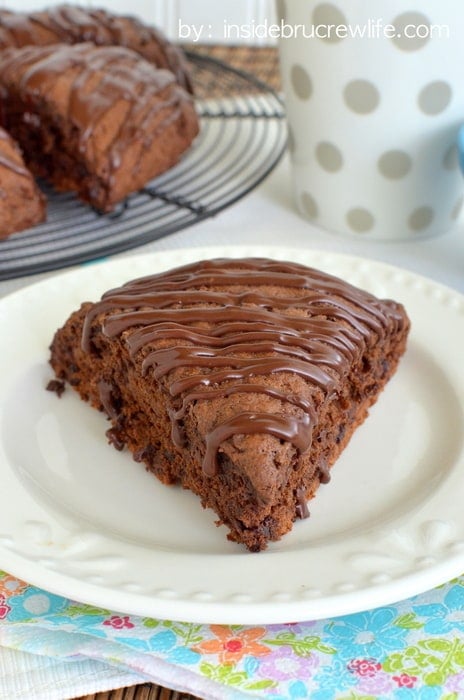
[
  {"left": 187, "top": 43, "right": 281, "bottom": 94},
  {"left": 80, "top": 686, "right": 197, "bottom": 700},
  {"left": 76, "top": 43, "right": 281, "bottom": 700}
]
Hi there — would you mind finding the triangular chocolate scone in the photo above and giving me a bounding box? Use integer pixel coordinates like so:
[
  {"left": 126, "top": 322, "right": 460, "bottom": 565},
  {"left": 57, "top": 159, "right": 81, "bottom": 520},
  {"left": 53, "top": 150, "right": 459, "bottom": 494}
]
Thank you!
[{"left": 49, "top": 257, "right": 410, "bottom": 551}]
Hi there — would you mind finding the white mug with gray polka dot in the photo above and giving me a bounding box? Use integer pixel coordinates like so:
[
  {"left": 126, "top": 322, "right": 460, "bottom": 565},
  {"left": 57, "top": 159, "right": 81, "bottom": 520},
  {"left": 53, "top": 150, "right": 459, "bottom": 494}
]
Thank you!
[{"left": 277, "top": 0, "right": 464, "bottom": 239}]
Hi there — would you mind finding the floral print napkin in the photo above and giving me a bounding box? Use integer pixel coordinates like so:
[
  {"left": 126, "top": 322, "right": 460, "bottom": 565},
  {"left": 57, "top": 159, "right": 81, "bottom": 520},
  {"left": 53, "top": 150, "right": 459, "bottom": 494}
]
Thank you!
[{"left": 1, "top": 569, "right": 464, "bottom": 699}]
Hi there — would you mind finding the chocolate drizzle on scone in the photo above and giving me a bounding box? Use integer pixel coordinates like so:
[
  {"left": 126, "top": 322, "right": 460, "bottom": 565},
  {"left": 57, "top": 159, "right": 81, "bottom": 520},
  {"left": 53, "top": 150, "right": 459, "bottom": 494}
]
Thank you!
[
  {"left": 3, "top": 43, "right": 181, "bottom": 175},
  {"left": 81, "top": 257, "right": 406, "bottom": 476},
  {"left": 0, "top": 42, "right": 199, "bottom": 211},
  {"left": 0, "top": 4, "right": 193, "bottom": 92}
]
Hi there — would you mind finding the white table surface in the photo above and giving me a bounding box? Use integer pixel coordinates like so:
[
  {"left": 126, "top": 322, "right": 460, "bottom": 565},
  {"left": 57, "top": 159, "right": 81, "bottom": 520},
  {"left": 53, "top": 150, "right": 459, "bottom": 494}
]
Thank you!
[
  {"left": 105, "top": 152, "right": 464, "bottom": 294},
  {"left": 1, "top": 153, "right": 464, "bottom": 300}
]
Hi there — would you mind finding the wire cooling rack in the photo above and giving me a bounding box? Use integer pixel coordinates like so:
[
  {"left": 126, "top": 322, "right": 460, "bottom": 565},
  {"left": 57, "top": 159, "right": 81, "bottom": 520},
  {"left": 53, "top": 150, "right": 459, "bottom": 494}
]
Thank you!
[{"left": 0, "top": 51, "right": 287, "bottom": 281}]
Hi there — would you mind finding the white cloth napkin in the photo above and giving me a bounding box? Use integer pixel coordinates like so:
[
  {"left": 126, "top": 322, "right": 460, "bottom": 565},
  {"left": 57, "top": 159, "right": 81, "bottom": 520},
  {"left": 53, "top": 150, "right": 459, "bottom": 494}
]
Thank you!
[{"left": 0, "top": 646, "right": 145, "bottom": 700}]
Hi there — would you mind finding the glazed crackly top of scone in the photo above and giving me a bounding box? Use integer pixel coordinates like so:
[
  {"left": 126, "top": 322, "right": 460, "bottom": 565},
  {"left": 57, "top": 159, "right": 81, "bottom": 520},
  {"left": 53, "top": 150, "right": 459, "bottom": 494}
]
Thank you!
[{"left": 80, "top": 257, "right": 408, "bottom": 477}]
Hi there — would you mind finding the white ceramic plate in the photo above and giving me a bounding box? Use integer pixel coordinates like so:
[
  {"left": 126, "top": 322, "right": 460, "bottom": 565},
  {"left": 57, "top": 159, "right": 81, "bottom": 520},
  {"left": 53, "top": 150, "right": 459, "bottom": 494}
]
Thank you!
[{"left": 0, "top": 245, "right": 463, "bottom": 624}]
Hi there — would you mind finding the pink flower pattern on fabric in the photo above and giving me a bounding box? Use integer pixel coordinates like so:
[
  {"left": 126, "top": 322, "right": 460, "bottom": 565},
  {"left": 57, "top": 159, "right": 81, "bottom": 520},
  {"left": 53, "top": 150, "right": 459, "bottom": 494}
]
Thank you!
[
  {"left": 347, "top": 657, "right": 381, "bottom": 677},
  {"left": 393, "top": 672, "right": 418, "bottom": 688},
  {"left": 103, "top": 615, "right": 134, "bottom": 629},
  {"left": 0, "top": 595, "right": 11, "bottom": 620}
]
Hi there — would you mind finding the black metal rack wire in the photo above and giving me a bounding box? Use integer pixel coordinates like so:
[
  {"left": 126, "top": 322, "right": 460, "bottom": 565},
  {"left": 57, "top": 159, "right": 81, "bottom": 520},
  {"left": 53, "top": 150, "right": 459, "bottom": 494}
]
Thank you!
[{"left": 0, "top": 51, "right": 287, "bottom": 281}]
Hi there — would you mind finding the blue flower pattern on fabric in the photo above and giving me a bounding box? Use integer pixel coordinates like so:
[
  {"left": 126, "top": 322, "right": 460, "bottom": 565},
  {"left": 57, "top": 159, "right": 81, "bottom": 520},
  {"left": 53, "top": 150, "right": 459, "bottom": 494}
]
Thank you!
[
  {"left": 116, "top": 630, "right": 199, "bottom": 665},
  {"left": 323, "top": 607, "right": 408, "bottom": 660},
  {"left": 311, "top": 659, "right": 357, "bottom": 699},
  {"left": 6, "top": 589, "right": 67, "bottom": 622},
  {"left": 414, "top": 585, "right": 464, "bottom": 634}
]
